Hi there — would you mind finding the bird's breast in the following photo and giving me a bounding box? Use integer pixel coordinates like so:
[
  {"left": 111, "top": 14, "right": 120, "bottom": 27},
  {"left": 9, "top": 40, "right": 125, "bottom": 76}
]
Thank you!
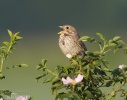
[{"left": 59, "top": 35, "right": 83, "bottom": 56}]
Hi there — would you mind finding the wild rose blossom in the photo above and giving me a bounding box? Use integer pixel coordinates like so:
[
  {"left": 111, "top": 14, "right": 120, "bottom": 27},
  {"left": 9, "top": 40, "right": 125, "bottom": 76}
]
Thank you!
[
  {"left": 16, "top": 96, "right": 29, "bottom": 100},
  {"left": 118, "top": 64, "right": 127, "bottom": 74},
  {"left": 118, "top": 64, "right": 125, "bottom": 69},
  {"left": 0, "top": 97, "right": 3, "bottom": 100},
  {"left": 62, "top": 74, "right": 83, "bottom": 85}
]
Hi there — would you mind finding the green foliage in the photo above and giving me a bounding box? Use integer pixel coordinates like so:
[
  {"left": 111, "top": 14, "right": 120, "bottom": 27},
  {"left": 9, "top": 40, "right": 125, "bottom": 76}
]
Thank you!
[
  {"left": 0, "top": 30, "right": 23, "bottom": 79},
  {"left": 0, "top": 30, "right": 28, "bottom": 99},
  {"left": 36, "top": 33, "right": 127, "bottom": 100},
  {"left": 0, "top": 89, "right": 12, "bottom": 99}
]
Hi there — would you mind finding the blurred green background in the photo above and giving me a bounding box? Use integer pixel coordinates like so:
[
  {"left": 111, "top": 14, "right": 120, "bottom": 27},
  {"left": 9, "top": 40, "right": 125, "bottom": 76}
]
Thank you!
[{"left": 0, "top": 0, "right": 127, "bottom": 100}]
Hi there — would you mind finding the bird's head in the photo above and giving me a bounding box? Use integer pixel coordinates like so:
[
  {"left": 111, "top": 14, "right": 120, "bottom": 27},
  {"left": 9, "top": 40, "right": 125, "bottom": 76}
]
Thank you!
[{"left": 58, "top": 25, "right": 77, "bottom": 35}]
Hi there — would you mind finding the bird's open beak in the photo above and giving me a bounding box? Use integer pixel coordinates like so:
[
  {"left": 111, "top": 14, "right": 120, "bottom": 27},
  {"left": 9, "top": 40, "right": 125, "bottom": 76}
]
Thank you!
[
  {"left": 58, "top": 26, "right": 64, "bottom": 34},
  {"left": 58, "top": 31, "right": 64, "bottom": 34},
  {"left": 59, "top": 26, "right": 63, "bottom": 29}
]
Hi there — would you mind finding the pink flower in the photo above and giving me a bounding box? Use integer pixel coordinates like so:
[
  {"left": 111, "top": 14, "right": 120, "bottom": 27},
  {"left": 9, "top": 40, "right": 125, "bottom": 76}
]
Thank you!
[
  {"left": 118, "top": 64, "right": 125, "bottom": 69},
  {"left": 118, "top": 64, "right": 127, "bottom": 74},
  {"left": 16, "top": 96, "right": 29, "bottom": 100},
  {"left": 0, "top": 98, "right": 3, "bottom": 100},
  {"left": 62, "top": 74, "right": 83, "bottom": 85}
]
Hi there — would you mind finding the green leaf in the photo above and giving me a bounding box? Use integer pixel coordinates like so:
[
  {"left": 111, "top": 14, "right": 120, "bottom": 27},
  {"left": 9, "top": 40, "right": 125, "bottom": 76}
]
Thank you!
[
  {"left": 43, "top": 77, "right": 55, "bottom": 83},
  {"left": 0, "top": 90, "right": 12, "bottom": 96},
  {"left": 117, "top": 40, "right": 125, "bottom": 44},
  {"left": 36, "top": 75, "right": 44, "bottom": 81},
  {"left": 7, "top": 30, "right": 13, "bottom": 39},
  {"left": 79, "top": 36, "right": 95, "bottom": 42},
  {"left": 36, "top": 59, "right": 47, "bottom": 70},
  {"left": 63, "top": 67, "right": 68, "bottom": 74},
  {"left": 96, "top": 33, "right": 105, "bottom": 41},
  {"left": 41, "top": 59, "right": 47, "bottom": 66},
  {"left": 51, "top": 84, "right": 63, "bottom": 90},
  {"left": 3, "top": 41, "right": 9, "bottom": 46},
  {"left": 17, "top": 64, "right": 28, "bottom": 68},
  {"left": 108, "top": 43, "right": 116, "bottom": 47},
  {"left": 55, "top": 92, "right": 66, "bottom": 100},
  {"left": 51, "top": 84, "right": 64, "bottom": 94},
  {"left": 0, "top": 73, "right": 5, "bottom": 79},
  {"left": 15, "top": 36, "right": 22, "bottom": 40},
  {"left": 82, "top": 90, "right": 93, "bottom": 99},
  {"left": 102, "top": 60, "right": 109, "bottom": 68},
  {"left": 14, "top": 32, "right": 20, "bottom": 37},
  {"left": 43, "top": 78, "right": 52, "bottom": 83},
  {"left": 73, "top": 94, "right": 80, "bottom": 100},
  {"left": 52, "top": 78, "right": 61, "bottom": 85},
  {"left": 36, "top": 64, "right": 43, "bottom": 70},
  {"left": 103, "top": 76, "right": 110, "bottom": 80},
  {"left": 113, "top": 36, "right": 121, "bottom": 41},
  {"left": 105, "top": 80, "right": 114, "bottom": 87}
]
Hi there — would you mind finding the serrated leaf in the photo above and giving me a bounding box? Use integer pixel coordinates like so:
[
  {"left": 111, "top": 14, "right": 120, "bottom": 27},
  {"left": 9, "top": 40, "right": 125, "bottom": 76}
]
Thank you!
[
  {"left": 82, "top": 90, "right": 93, "bottom": 99},
  {"left": 15, "top": 36, "right": 22, "bottom": 40},
  {"left": 102, "top": 60, "right": 109, "bottom": 68},
  {"left": 36, "top": 75, "right": 43, "bottom": 81},
  {"left": 17, "top": 64, "right": 28, "bottom": 67},
  {"left": 36, "top": 59, "right": 47, "bottom": 70},
  {"left": 0, "top": 90, "right": 12, "bottom": 96},
  {"left": 36, "top": 65, "right": 43, "bottom": 70},
  {"left": 105, "top": 80, "right": 113, "bottom": 87},
  {"left": 113, "top": 48, "right": 119, "bottom": 54},
  {"left": 103, "top": 76, "right": 110, "bottom": 80},
  {"left": 7, "top": 30, "right": 13, "bottom": 39},
  {"left": 117, "top": 40, "right": 125, "bottom": 44},
  {"left": 13, "top": 32, "right": 20, "bottom": 37},
  {"left": 113, "top": 36, "right": 121, "bottom": 41},
  {"left": 55, "top": 92, "right": 66, "bottom": 100},
  {"left": 43, "top": 78, "right": 52, "bottom": 83},
  {"left": 3, "top": 41, "right": 9, "bottom": 46},
  {"left": 73, "top": 94, "right": 80, "bottom": 100},
  {"left": 52, "top": 78, "right": 61, "bottom": 85},
  {"left": 96, "top": 33, "right": 105, "bottom": 41},
  {"left": 63, "top": 67, "right": 68, "bottom": 74},
  {"left": 43, "top": 77, "right": 55, "bottom": 83},
  {"left": 41, "top": 59, "right": 47, "bottom": 66},
  {"left": 0, "top": 74, "right": 5, "bottom": 79},
  {"left": 108, "top": 43, "right": 116, "bottom": 47},
  {"left": 51, "top": 83, "right": 63, "bottom": 90},
  {"left": 79, "top": 36, "right": 95, "bottom": 42}
]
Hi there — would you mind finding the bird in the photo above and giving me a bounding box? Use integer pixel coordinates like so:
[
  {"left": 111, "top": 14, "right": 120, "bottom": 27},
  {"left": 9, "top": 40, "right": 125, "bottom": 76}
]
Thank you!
[{"left": 58, "top": 25, "right": 87, "bottom": 59}]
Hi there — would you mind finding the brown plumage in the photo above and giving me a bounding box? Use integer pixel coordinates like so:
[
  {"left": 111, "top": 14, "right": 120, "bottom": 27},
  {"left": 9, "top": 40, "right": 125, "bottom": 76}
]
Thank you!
[{"left": 58, "top": 25, "right": 87, "bottom": 59}]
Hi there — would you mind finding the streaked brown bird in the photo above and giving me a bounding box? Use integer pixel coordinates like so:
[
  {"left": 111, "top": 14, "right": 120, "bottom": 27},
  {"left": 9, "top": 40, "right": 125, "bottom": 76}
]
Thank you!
[{"left": 58, "top": 25, "right": 87, "bottom": 59}]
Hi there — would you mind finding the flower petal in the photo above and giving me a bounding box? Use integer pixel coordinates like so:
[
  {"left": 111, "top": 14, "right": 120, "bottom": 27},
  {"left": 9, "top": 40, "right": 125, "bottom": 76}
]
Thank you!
[
  {"left": 0, "top": 98, "right": 3, "bottom": 100},
  {"left": 75, "top": 74, "right": 83, "bottom": 83},
  {"left": 66, "top": 76, "right": 73, "bottom": 83},
  {"left": 16, "top": 96, "right": 29, "bottom": 100},
  {"left": 62, "top": 78, "right": 69, "bottom": 85},
  {"left": 118, "top": 64, "right": 124, "bottom": 69}
]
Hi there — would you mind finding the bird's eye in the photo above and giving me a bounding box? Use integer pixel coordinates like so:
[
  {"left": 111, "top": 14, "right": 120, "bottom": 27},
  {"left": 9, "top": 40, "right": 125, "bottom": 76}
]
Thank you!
[{"left": 66, "top": 26, "right": 69, "bottom": 29}]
